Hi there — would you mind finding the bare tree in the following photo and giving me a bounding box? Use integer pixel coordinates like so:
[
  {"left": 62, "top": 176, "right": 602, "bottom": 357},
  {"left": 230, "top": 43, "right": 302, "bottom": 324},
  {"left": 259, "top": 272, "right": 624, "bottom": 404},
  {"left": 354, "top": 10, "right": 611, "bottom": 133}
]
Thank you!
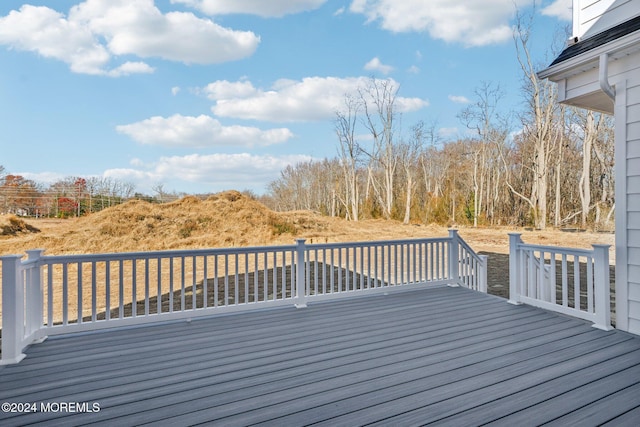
[
  {"left": 591, "top": 115, "right": 615, "bottom": 228},
  {"left": 152, "top": 183, "right": 168, "bottom": 203},
  {"left": 398, "top": 122, "right": 427, "bottom": 224},
  {"left": 358, "top": 78, "right": 399, "bottom": 220},
  {"left": 576, "top": 110, "right": 606, "bottom": 228},
  {"left": 335, "top": 95, "right": 362, "bottom": 221},
  {"left": 458, "top": 82, "right": 509, "bottom": 227},
  {"left": 508, "top": 10, "right": 559, "bottom": 229}
]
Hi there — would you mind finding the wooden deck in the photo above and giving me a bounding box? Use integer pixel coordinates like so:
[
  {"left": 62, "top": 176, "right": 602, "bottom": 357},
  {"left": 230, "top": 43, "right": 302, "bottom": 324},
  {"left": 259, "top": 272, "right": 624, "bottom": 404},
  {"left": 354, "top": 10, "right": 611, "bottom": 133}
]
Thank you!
[{"left": 1, "top": 285, "right": 639, "bottom": 426}]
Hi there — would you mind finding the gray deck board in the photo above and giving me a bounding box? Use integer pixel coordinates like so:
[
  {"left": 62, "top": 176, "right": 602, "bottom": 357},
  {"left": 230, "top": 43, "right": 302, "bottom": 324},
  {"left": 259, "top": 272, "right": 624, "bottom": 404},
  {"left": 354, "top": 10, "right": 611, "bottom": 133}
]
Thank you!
[{"left": 1, "top": 285, "right": 639, "bottom": 426}]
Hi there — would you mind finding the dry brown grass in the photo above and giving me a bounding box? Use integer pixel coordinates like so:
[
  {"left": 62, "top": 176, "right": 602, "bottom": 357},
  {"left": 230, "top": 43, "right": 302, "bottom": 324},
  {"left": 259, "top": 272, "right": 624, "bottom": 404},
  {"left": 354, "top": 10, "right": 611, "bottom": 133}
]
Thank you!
[{"left": 0, "top": 190, "right": 615, "bottom": 257}]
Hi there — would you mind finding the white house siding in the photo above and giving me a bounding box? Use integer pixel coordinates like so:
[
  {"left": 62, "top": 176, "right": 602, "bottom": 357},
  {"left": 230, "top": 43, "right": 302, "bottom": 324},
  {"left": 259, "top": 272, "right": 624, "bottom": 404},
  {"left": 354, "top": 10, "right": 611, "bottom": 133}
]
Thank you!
[
  {"left": 576, "top": 0, "right": 640, "bottom": 40},
  {"left": 542, "top": 1, "right": 640, "bottom": 335},
  {"left": 626, "top": 76, "right": 640, "bottom": 334}
]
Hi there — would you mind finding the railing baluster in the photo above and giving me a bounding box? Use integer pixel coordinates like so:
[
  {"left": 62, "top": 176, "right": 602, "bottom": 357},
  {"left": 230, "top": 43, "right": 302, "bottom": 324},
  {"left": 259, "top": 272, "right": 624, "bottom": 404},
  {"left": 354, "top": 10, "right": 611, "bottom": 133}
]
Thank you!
[
  {"left": 253, "top": 252, "right": 258, "bottom": 303},
  {"left": 550, "top": 252, "right": 557, "bottom": 304},
  {"left": 181, "top": 256, "right": 187, "bottom": 313},
  {"left": 91, "top": 262, "right": 96, "bottom": 322},
  {"left": 322, "top": 248, "right": 327, "bottom": 294},
  {"left": 352, "top": 247, "right": 357, "bottom": 290},
  {"left": 574, "top": 254, "right": 581, "bottom": 310},
  {"left": 131, "top": 260, "right": 137, "bottom": 317},
  {"left": 104, "top": 262, "right": 109, "bottom": 321},
  {"left": 561, "top": 254, "right": 568, "bottom": 306},
  {"left": 262, "top": 252, "right": 267, "bottom": 302},
  {"left": 193, "top": 256, "right": 198, "bottom": 309},
  {"left": 77, "top": 263, "right": 83, "bottom": 324},
  {"left": 244, "top": 254, "right": 249, "bottom": 305},
  {"left": 399, "top": 244, "right": 404, "bottom": 285},
  {"left": 587, "top": 255, "right": 594, "bottom": 313},
  {"left": 314, "top": 248, "right": 319, "bottom": 295},
  {"left": 144, "top": 258, "right": 149, "bottom": 316},
  {"left": 367, "top": 246, "right": 371, "bottom": 289},
  {"left": 233, "top": 253, "right": 238, "bottom": 305},
  {"left": 214, "top": 255, "right": 219, "bottom": 307},
  {"left": 224, "top": 254, "right": 229, "bottom": 306},
  {"left": 203, "top": 255, "right": 208, "bottom": 308},
  {"left": 61, "top": 263, "right": 68, "bottom": 325},
  {"left": 272, "top": 251, "right": 277, "bottom": 301},
  {"left": 168, "top": 257, "right": 174, "bottom": 312},
  {"left": 118, "top": 260, "right": 124, "bottom": 319}
]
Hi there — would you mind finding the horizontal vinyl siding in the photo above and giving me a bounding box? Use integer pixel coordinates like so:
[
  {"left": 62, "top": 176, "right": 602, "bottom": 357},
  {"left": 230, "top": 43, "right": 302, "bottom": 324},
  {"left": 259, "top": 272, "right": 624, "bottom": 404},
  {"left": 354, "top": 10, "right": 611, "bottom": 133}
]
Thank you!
[
  {"left": 630, "top": 273, "right": 640, "bottom": 298},
  {"left": 629, "top": 211, "right": 640, "bottom": 225},
  {"left": 579, "top": 0, "right": 640, "bottom": 39},
  {"left": 626, "top": 76, "right": 640, "bottom": 334}
]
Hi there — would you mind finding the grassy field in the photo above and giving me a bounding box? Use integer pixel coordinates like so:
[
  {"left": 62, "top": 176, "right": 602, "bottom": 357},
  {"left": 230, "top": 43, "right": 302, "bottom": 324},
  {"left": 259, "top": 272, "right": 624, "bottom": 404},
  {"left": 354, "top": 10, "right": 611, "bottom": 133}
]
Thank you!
[{"left": 0, "top": 190, "right": 615, "bottom": 257}]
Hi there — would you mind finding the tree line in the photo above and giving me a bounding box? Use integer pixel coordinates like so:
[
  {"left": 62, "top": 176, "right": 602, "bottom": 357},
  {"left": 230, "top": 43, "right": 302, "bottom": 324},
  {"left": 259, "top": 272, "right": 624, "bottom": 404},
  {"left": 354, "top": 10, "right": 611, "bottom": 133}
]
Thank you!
[
  {"left": 264, "top": 20, "right": 615, "bottom": 231},
  {"left": 0, "top": 170, "right": 138, "bottom": 218}
]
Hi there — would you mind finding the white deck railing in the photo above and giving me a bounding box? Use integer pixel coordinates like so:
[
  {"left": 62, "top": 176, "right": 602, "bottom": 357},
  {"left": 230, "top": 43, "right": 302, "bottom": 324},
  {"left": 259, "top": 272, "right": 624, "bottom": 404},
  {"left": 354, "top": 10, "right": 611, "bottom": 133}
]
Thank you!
[
  {"left": 508, "top": 233, "right": 612, "bottom": 331},
  {"left": 1, "top": 230, "right": 487, "bottom": 364}
]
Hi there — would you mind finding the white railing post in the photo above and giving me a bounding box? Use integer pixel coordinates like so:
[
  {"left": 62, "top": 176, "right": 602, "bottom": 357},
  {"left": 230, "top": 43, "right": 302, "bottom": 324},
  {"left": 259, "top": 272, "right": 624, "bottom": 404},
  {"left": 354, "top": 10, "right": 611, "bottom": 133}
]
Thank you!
[
  {"left": 508, "top": 233, "right": 523, "bottom": 305},
  {"left": 479, "top": 254, "right": 488, "bottom": 293},
  {"left": 1, "top": 255, "right": 26, "bottom": 365},
  {"left": 24, "top": 249, "right": 46, "bottom": 342},
  {"left": 448, "top": 230, "right": 460, "bottom": 287},
  {"left": 592, "top": 244, "right": 613, "bottom": 331},
  {"left": 295, "top": 239, "right": 307, "bottom": 308}
]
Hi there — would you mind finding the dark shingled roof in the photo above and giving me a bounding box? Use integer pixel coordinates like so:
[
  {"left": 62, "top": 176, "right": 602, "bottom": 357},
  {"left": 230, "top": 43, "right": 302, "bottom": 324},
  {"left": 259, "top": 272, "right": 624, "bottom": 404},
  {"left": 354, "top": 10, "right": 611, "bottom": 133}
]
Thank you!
[{"left": 550, "top": 14, "right": 640, "bottom": 66}]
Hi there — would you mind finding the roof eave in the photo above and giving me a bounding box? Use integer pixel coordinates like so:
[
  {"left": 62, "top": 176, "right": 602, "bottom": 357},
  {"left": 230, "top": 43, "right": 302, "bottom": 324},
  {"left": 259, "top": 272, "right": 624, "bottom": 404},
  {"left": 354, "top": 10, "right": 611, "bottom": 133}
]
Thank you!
[{"left": 538, "top": 28, "right": 640, "bottom": 81}]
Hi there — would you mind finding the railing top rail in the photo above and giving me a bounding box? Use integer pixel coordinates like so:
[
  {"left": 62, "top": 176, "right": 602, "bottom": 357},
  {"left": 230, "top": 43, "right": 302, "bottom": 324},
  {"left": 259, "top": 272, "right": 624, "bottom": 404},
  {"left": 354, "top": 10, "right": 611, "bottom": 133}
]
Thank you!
[
  {"left": 39, "top": 244, "right": 299, "bottom": 263},
  {"left": 8, "top": 236, "right": 458, "bottom": 265},
  {"left": 457, "top": 237, "right": 483, "bottom": 257},
  {"left": 307, "top": 237, "right": 451, "bottom": 250},
  {"left": 517, "top": 242, "right": 599, "bottom": 257}
]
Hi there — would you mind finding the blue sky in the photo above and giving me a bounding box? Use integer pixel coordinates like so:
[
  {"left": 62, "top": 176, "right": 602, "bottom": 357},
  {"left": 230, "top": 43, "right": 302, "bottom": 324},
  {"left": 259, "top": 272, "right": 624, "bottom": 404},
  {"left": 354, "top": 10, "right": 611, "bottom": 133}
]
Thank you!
[{"left": 0, "top": 0, "right": 572, "bottom": 195}]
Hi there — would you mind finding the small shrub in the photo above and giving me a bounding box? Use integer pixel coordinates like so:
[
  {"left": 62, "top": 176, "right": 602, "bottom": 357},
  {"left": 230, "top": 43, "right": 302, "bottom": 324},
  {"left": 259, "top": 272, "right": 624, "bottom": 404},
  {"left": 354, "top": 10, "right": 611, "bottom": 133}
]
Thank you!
[
  {"left": 0, "top": 215, "right": 40, "bottom": 236},
  {"left": 269, "top": 217, "right": 297, "bottom": 236},
  {"left": 179, "top": 219, "right": 198, "bottom": 238}
]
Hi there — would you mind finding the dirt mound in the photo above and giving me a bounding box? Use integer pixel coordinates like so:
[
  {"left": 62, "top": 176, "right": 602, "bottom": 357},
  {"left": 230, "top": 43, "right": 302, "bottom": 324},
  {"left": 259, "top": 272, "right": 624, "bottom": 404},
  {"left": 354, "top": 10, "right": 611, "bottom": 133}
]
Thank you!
[{"left": 0, "top": 215, "right": 40, "bottom": 236}]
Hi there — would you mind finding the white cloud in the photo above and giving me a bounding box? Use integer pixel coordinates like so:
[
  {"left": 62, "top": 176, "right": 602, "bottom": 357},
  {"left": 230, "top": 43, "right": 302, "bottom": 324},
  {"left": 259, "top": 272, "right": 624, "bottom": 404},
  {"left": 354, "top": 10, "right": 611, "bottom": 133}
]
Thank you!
[
  {"left": 0, "top": 0, "right": 260, "bottom": 76},
  {"left": 17, "top": 171, "right": 66, "bottom": 186},
  {"left": 107, "top": 61, "right": 155, "bottom": 77},
  {"left": 407, "top": 65, "right": 420, "bottom": 74},
  {"left": 541, "top": 0, "right": 572, "bottom": 21},
  {"left": 448, "top": 95, "right": 471, "bottom": 104},
  {"left": 209, "top": 76, "right": 429, "bottom": 122},
  {"left": 171, "top": 0, "right": 327, "bottom": 17},
  {"left": 334, "top": 7, "right": 346, "bottom": 16},
  {"left": 203, "top": 80, "right": 259, "bottom": 100},
  {"left": 171, "top": 86, "right": 181, "bottom": 96},
  {"left": 116, "top": 114, "right": 294, "bottom": 147},
  {"left": 0, "top": 5, "right": 112, "bottom": 75},
  {"left": 71, "top": 0, "right": 260, "bottom": 64},
  {"left": 349, "top": 0, "right": 533, "bottom": 47},
  {"left": 105, "top": 153, "right": 314, "bottom": 193},
  {"left": 364, "top": 57, "right": 394, "bottom": 75}
]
